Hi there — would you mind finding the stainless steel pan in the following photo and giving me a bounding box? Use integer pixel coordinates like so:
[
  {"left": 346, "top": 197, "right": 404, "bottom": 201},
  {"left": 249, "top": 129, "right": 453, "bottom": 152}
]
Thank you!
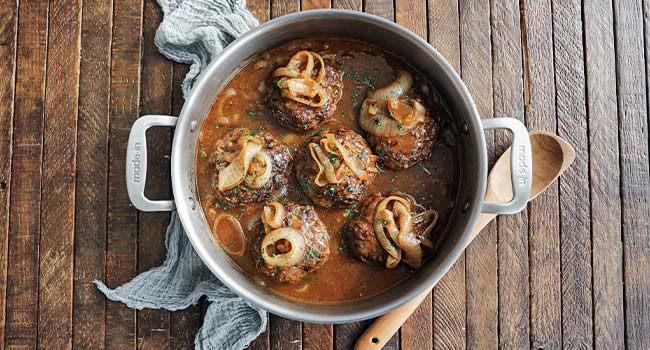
[{"left": 125, "top": 10, "right": 532, "bottom": 323}]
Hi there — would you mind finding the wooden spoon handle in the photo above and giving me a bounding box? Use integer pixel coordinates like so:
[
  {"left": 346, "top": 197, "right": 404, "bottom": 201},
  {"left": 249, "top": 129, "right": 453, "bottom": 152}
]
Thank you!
[
  {"left": 354, "top": 212, "right": 497, "bottom": 350},
  {"left": 355, "top": 291, "right": 429, "bottom": 350}
]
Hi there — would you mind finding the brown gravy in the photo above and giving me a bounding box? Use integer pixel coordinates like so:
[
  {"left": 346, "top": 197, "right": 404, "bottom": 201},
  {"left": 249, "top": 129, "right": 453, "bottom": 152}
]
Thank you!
[{"left": 196, "top": 38, "right": 460, "bottom": 303}]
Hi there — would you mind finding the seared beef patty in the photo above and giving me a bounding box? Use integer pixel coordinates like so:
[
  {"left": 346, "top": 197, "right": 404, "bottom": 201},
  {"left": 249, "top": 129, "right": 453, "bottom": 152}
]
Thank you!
[
  {"left": 211, "top": 127, "right": 292, "bottom": 206},
  {"left": 252, "top": 202, "right": 330, "bottom": 282},
  {"left": 295, "top": 128, "right": 379, "bottom": 208}
]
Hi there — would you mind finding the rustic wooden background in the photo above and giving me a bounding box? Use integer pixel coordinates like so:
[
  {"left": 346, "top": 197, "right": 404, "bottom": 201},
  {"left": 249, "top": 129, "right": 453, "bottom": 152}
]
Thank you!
[{"left": 0, "top": 0, "right": 649, "bottom": 349}]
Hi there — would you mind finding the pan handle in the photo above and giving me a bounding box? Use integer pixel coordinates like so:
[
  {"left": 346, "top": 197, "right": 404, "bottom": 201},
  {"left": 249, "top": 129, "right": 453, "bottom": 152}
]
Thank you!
[
  {"left": 480, "top": 118, "right": 532, "bottom": 214},
  {"left": 126, "top": 115, "right": 177, "bottom": 212}
]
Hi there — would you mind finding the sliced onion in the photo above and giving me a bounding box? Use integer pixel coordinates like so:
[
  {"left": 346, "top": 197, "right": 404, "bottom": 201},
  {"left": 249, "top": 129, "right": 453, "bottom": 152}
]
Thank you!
[
  {"left": 359, "top": 98, "right": 423, "bottom": 137},
  {"left": 321, "top": 135, "right": 375, "bottom": 180},
  {"left": 217, "top": 136, "right": 263, "bottom": 191},
  {"left": 360, "top": 99, "right": 407, "bottom": 137},
  {"left": 374, "top": 195, "right": 422, "bottom": 269},
  {"left": 273, "top": 51, "right": 327, "bottom": 107},
  {"left": 244, "top": 151, "right": 272, "bottom": 189},
  {"left": 254, "top": 60, "right": 268, "bottom": 69},
  {"left": 414, "top": 209, "right": 439, "bottom": 241},
  {"left": 387, "top": 98, "right": 426, "bottom": 125},
  {"left": 393, "top": 201, "right": 422, "bottom": 268},
  {"left": 420, "top": 237, "right": 434, "bottom": 249},
  {"left": 309, "top": 142, "right": 342, "bottom": 186},
  {"left": 280, "top": 78, "right": 327, "bottom": 107},
  {"left": 374, "top": 198, "right": 408, "bottom": 264},
  {"left": 215, "top": 88, "right": 237, "bottom": 120},
  {"left": 261, "top": 227, "right": 307, "bottom": 267},
  {"left": 368, "top": 70, "right": 413, "bottom": 100},
  {"left": 213, "top": 214, "right": 246, "bottom": 256},
  {"left": 262, "top": 202, "right": 285, "bottom": 230}
]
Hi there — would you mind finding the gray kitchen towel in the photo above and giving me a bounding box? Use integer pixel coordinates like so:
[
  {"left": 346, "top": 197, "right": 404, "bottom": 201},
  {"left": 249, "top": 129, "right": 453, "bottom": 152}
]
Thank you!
[{"left": 94, "top": 1, "right": 267, "bottom": 350}]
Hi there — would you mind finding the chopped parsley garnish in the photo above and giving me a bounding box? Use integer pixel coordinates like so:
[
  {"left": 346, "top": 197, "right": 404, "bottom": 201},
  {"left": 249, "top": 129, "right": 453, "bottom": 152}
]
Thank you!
[
  {"left": 249, "top": 125, "right": 264, "bottom": 135},
  {"left": 374, "top": 117, "right": 382, "bottom": 126},
  {"left": 311, "top": 127, "right": 326, "bottom": 137}
]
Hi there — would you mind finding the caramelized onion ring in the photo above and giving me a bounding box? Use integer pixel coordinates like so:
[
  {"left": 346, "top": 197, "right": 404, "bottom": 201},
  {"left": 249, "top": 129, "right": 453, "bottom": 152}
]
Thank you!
[
  {"left": 374, "top": 196, "right": 412, "bottom": 267},
  {"left": 218, "top": 136, "right": 263, "bottom": 191},
  {"left": 309, "top": 133, "right": 376, "bottom": 186},
  {"left": 414, "top": 209, "right": 439, "bottom": 240},
  {"left": 244, "top": 151, "right": 272, "bottom": 189},
  {"left": 374, "top": 195, "right": 433, "bottom": 269},
  {"left": 213, "top": 214, "right": 246, "bottom": 256},
  {"left": 368, "top": 70, "right": 413, "bottom": 100},
  {"left": 215, "top": 88, "right": 237, "bottom": 124},
  {"left": 309, "top": 142, "right": 342, "bottom": 186},
  {"left": 280, "top": 78, "right": 327, "bottom": 107},
  {"left": 321, "top": 135, "right": 375, "bottom": 180},
  {"left": 261, "top": 228, "right": 307, "bottom": 267},
  {"left": 393, "top": 201, "right": 422, "bottom": 268},
  {"left": 262, "top": 202, "right": 285, "bottom": 230},
  {"left": 359, "top": 98, "right": 425, "bottom": 137},
  {"left": 387, "top": 98, "right": 426, "bottom": 125},
  {"left": 273, "top": 51, "right": 328, "bottom": 107}
]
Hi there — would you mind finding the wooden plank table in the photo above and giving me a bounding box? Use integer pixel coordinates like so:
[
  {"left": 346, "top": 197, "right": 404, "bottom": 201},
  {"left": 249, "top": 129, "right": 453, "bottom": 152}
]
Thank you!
[{"left": 0, "top": 0, "right": 648, "bottom": 349}]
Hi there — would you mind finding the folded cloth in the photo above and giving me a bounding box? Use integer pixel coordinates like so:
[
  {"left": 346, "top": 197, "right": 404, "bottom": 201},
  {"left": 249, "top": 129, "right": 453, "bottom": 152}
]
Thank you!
[{"left": 94, "top": 1, "right": 267, "bottom": 349}]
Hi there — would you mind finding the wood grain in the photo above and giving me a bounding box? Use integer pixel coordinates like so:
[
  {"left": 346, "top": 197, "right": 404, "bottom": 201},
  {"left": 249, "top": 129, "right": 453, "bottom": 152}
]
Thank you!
[
  {"left": 395, "top": 0, "right": 426, "bottom": 40},
  {"left": 271, "top": 0, "right": 299, "bottom": 18},
  {"left": 332, "top": 0, "right": 360, "bottom": 11},
  {"left": 490, "top": 0, "right": 530, "bottom": 349},
  {"left": 336, "top": 320, "right": 370, "bottom": 350},
  {"left": 427, "top": 1, "right": 466, "bottom": 349},
  {"left": 458, "top": 0, "right": 497, "bottom": 348},
  {"left": 520, "top": 0, "right": 562, "bottom": 349},
  {"left": 249, "top": 0, "right": 271, "bottom": 23},
  {"left": 4, "top": 0, "right": 48, "bottom": 348},
  {"left": 301, "top": 0, "right": 330, "bottom": 10},
  {"left": 584, "top": 0, "right": 625, "bottom": 349},
  {"left": 72, "top": 0, "right": 113, "bottom": 348},
  {"left": 38, "top": 0, "right": 82, "bottom": 349},
  {"left": 551, "top": 0, "right": 594, "bottom": 348},
  {"left": 137, "top": 0, "right": 173, "bottom": 348},
  {"left": 364, "top": 0, "right": 393, "bottom": 20},
  {"left": 0, "top": 0, "right": 17, "bottom": 348},
  {"left": 303, "top": 323, "right": 333, "bottom": 350},
  {"left": 105, "top": 0, "right": 144, "bottom": 349},
  {"left": 613, "top": 0, "right": 650, "bottom": 349}
]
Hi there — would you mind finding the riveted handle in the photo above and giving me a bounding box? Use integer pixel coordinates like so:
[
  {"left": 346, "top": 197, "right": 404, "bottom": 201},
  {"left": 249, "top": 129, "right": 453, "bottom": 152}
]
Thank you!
[
  {"left": 126, "top": 115, "right": 177, "bottom": 212},
  {"left": 480, "top": 118, "right": 532, "bottom": 214}
]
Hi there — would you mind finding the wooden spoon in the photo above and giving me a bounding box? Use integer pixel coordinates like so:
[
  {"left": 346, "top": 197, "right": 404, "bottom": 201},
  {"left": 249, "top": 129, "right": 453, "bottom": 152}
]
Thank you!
[{"left": 355, "top": 131, "right": 575, "bottom": 350}]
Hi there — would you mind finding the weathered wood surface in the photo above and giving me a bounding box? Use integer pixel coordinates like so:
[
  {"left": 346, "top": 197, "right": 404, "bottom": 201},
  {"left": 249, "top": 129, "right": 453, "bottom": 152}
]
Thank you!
[{"left": 2, "top": 0, "right": 648, "bottom": 349}]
